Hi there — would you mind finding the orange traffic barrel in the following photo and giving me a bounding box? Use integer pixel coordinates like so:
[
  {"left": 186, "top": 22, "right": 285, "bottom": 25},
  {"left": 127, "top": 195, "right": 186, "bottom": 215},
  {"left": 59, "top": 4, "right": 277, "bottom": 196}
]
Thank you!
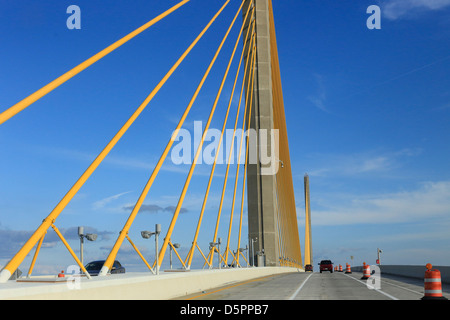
[
  {"left": 339, "top": 264, "right": 343, "bottom": 272},
  {"left": 361, "top": 263, "right": 370, "bottom": 280},
  {"left": 345, "top": 263, "right": 352, "bottom": 274},
  {"left": 422, "top": 264, "right": 447, "bottom": 300}
]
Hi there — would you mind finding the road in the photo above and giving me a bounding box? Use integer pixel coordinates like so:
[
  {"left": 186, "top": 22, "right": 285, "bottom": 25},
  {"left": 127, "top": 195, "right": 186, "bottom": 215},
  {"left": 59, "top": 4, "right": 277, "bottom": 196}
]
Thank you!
[{"left": 177, "top": 270, "right": 449, "bottom": 300}]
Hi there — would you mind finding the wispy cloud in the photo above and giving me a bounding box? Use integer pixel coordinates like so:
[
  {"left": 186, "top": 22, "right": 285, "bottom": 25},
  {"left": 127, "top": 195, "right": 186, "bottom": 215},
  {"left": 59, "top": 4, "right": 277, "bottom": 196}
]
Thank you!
[
  {"left": 93, "top": 191, "right": 132, "bottom": 210},
  {"left": 307, "top": 74, "right": 331, "bottom": 113},
  {"left": 309, "top": 181, "right": 450, "bottom": 226},
  {"left": 381, "top": 0, "right": 450, "bottom": 20},
  {"left": 306, "top": 148, "right": 422, "bottom": 178},
  {"left": 0, "top": 226, "right": 113, "bottom": 259},
  {"left": 122, "top": 204, "right": 188, "bottom": 214}
]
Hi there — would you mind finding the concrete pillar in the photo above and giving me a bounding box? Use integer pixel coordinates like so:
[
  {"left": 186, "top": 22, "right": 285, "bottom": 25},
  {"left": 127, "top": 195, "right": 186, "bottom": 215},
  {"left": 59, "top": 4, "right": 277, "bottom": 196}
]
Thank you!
[
  {"left": 304, "top": 174, "right": 312, "bottom": 266},
  {"left": 243, "top": 0, "right": 279, "bottom": 267}
]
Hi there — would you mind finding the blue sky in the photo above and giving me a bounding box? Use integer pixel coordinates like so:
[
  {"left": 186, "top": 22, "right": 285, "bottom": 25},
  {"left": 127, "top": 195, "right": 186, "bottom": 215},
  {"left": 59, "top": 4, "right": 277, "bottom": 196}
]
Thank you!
[{"left": 1, "top": 0, "right": 450, "bottom": 275}]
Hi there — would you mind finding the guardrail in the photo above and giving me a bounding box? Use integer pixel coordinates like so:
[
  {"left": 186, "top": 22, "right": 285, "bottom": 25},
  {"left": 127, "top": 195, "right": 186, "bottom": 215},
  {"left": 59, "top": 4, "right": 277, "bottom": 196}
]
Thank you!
[{"left": 352, "top": 265, "right": 450, "bottom": 284}]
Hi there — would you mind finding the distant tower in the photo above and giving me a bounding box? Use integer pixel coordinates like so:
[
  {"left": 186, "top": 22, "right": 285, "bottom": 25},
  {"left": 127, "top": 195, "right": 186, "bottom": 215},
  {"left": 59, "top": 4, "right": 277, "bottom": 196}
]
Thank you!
[{"left": 304, "top": 174, "right": 312, "bottom": 266}]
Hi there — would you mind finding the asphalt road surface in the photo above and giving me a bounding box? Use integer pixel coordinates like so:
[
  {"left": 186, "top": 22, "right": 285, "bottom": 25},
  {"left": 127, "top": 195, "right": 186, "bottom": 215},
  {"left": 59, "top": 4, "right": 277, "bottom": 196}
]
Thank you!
[{"left": 177, "top": 271, "right": 450, "bottom": 300}]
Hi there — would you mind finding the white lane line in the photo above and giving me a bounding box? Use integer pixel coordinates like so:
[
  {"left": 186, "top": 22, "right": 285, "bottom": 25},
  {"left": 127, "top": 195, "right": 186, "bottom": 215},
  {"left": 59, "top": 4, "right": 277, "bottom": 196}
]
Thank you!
[
  {"left": 342, "top": 273, "right": 399, "bottom": 300},
  {"left": 288, "top": 273, "right": 314, "bottom": 300},
  {"left": 380, "top": 278, "right": 423, "bottom": 295}
]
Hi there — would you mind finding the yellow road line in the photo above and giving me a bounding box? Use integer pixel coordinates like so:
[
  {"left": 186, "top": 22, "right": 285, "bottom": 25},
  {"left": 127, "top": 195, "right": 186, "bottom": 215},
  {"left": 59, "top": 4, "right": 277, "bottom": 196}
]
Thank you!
[{"left": 185, "top": 275, "right": 276, "bottom": 300}]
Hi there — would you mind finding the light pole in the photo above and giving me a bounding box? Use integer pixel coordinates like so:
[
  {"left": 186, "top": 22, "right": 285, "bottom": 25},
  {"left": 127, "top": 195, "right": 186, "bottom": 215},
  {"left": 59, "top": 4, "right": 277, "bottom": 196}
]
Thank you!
[
  {"left": 78, "top": 226, "right": 97, "bottom": 266},
  {"left": 377, "top": 248, "right": 382, "bottom": 265},
  {"left": 238, "top": 245, "right": 249, "bottom": 267},
  {"left": 170, "top": 243, "right": 180, "bottom": 270},
  {"left": 141, "top": 223, "right": 162, "bottom": 275},
  {"left": 209, "top": 237, "right": 222, "bottom": 269},
  {"left": 250, "top": 237, "right": 257, "bottom": 267}
]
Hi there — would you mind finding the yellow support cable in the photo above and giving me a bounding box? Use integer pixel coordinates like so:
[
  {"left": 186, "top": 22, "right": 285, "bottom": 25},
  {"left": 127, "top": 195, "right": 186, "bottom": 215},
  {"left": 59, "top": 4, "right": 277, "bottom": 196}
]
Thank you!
[
  {"left": 235, "top": 43, "right": 256, "bottom": 266},
  {"left": 0, "top": 0, "right": 190, "bottom": 125},
  {"left": 208, "top": 39, "right": 256, "bottom": 267},
  {"left": 268, "top": 0, "right": 302, "bottom": 267},
  {"left": 236, "top": 53, "right": 256, "bottom": 263},
  {"left": 157, "top": 2, "right": 246, "bottom": 269},
  {"left": 225, "top": 39, "right": 256, "bottom": 265},
  {"left": 98, "top": 0, "right": 233, "bottom": 276},
  {"left": 0, "top": 0, "right": 227, "bottom": 283},
  {"left": 186, "top": 10, "right": 255, "bottom": 269}
]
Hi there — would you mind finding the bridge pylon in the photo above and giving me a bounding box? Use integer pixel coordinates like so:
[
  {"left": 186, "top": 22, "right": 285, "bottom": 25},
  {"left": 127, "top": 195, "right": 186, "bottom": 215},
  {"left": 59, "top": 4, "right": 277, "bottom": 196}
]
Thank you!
[{"left": 242, "top": 0, "right": 302, "bottom": 267}]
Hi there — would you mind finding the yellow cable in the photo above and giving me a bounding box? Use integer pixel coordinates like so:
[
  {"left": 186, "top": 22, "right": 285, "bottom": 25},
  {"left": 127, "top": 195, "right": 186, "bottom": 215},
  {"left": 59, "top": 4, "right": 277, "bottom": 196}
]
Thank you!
[
  {"left": 0, "top": 0, "right": 226, "bottom": 282},
  {"left": 157, "top": 1, "right": 245, "bottom": 268},
  {"left": 208, "top": 35, "right": 256, "bottom": 266},
  {"left": 186, "top": 5, "right": 254, "bottom": 269},
  {"left": 100, "top": 0, "right": 234, "bottom": 275},
  {"left": 0, "top": 0, "right": 190, "bottom": 125}
]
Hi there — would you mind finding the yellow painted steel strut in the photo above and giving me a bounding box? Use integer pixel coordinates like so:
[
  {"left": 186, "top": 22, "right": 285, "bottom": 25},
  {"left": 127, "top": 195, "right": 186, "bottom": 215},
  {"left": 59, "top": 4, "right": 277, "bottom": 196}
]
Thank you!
[
  {"left": 99, "top": 0, "right": 234, "bottom": 276},
  {"left": 27, "top": 232, "right": 46, "bottom": 278},
  {"left": 0, "top": 0, "right": 190, "bottom": 125},
  {"left": 0, "top": 1, "right": 211, "bottom": 283},
  {"left": 51, "top": 224, "right": 91, "bottom": 279},
  {"left": 186, "top": 6, "right": 255, "bottom": 270}
]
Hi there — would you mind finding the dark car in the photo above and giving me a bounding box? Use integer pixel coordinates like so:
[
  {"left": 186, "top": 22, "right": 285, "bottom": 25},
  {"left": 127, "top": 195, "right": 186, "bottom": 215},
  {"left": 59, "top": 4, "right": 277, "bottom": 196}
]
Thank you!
[
  {"left": 304, "top": 264, "right": 313, "bottom": 272},
  {"left": 318, "top": 260, "right": 333, "bottom": 273},
  {"left": 85, "top": 260, "right": 125, "bottom": 276}
]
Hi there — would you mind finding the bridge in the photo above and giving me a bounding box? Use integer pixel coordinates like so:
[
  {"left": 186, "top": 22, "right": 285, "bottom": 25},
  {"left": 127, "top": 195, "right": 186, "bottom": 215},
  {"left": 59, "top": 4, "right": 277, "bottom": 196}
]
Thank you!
[
  {"left": 0, "top": 0, "right": 448, "bottom": 303},
  {"left": 1, "top": 0, "right": 304, "bottom": 284}
]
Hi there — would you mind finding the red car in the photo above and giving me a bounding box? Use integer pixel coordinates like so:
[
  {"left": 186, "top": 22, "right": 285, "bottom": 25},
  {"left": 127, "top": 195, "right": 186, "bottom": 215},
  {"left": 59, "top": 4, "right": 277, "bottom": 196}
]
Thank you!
[{"left": 319, "top": 260, "right": 333, "bottom": 273}]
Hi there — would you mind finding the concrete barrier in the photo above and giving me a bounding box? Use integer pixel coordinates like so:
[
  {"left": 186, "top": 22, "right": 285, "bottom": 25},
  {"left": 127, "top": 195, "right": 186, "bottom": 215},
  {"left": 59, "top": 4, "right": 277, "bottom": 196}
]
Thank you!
[
  {"left": 0, "top": 267, "right": 302, "bottom": 300},
  {"left": 353, "top": 265, "right": 450, "bottom": 284}
]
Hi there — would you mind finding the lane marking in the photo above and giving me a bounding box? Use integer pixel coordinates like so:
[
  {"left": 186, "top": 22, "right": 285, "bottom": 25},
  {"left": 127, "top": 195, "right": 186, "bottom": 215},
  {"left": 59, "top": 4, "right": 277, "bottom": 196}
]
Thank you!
[
  {"left": 380, "top": 278, "right": 423, "bottom": 295},
  {"left": 342, "top": 273, "right": 399, "bottom": 300},
  {"left": 288, "top": 273, "right": 314, "bottom": 300}
]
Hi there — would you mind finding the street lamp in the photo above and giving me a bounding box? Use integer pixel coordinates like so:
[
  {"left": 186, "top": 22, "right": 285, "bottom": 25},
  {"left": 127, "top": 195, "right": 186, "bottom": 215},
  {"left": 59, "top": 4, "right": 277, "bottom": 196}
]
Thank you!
[
  {"left": 141, "top": 224, "right": 161, "bottom": 275},
  {"left": 78, "top": 226, "right": 97, "bottom": 266},
  {"left": 209, "top": 237, "right": 222, "bottom": 269},
  {"left": 238, "top": 245, "right": 249, "bottom": 267},
  {"left": 170, "top": 243, "right": 180, "bottom": 270},
  {"left": 250, "top": 237, "right": 257, "bottom": 267},
  {"left": 377, "top": 248, "right": 383, "bottom": 265}
]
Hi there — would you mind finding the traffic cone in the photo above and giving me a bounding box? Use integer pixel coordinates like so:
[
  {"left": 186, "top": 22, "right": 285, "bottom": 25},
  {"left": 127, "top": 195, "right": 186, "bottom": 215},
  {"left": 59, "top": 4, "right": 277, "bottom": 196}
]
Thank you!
[
  {"left": 421, "top": 264, "right": 447, "bottom": 300},
  {"left": 345, "top": 263, "right": 352, "bottom": 274},
  {"left": 339, "top": 264, "right": 343, "bottom": 272},
  {"left": 361, "top": 262, "right": 370, "bottom": 280}
]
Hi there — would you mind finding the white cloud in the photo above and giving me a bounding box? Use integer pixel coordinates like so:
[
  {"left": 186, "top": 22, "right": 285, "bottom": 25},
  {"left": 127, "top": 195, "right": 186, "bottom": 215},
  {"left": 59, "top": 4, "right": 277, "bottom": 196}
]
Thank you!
[
  {"left": 93, "top": 191, "right": 132, "bottom": 210},
  {"left": 306, "top": 148, "right": 421, "bottom": 178},
  {"left": 310, "top": 181, "right": 450, "bottom": 226},
  {"left": 307, "top": 74, "right": 330, "bottom": 113},
  {"left": 381, "top": 0, "right": 450, "bottom": 20}
]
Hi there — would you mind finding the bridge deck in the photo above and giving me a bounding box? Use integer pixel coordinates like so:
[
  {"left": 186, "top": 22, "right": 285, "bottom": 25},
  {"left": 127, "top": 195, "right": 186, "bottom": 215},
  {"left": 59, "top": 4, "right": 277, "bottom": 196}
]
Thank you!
[{"left": 0, "top": 267, "right": 300, "bottom": 300}]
